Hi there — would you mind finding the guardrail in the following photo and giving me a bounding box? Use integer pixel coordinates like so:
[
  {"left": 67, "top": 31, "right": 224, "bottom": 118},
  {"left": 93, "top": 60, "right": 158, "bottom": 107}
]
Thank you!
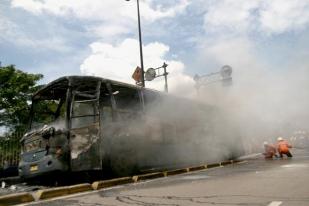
[{"left": 0, "top": 133, "right": 22, "bottom": 178}]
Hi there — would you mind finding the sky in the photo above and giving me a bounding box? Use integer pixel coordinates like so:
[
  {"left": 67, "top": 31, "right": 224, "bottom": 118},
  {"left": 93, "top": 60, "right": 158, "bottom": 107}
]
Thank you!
[{"left": 1, "top": 0, "right": 309, "bottom": 93}]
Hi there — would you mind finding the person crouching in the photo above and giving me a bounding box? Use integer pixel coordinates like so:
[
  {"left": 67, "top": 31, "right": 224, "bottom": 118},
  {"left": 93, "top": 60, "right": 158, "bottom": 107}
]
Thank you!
[
  {"left": 277, "top": 137, "right": 293, "bottom": 158},
  {"left": 263, "top": 141, "right": 278, "bottom": 159}
]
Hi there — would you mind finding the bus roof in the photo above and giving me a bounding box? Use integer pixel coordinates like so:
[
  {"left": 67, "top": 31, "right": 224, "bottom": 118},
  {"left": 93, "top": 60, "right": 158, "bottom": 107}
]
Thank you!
[
  {"left": 33, "top": 75, "right": 161, "bottom": 98},
  {"left": 32, "top": 75, "right": 217, "bottom": 114}
]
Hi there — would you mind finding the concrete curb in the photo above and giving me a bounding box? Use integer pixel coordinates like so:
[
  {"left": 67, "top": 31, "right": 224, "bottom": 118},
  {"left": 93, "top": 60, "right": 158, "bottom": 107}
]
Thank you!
[
  {"left": 0, "top": 192, "right": 34, "bottom": 206},
  {"left": 232, "top": 160, "right": 243, "bottom": 163},
  {"left": 134, "top": 172, "right": 165, "bottom": 181},
  {"left": 92, "top": 177, "right": 134, "bottom": 190},
  {"left": 220, "top": 160, "right": 232, "bottom": 166},
  {"left": 165, "top": 168, "right": 189, "bottom": 176},
  {"left": 68, "top": 183, "right": 93, "bottom": 194},
  {"left": 206, "top": 163, "right": 221, "bottom": 168},
  {"left": 188, "top": 165, "right": 207, "bottom": 172},
  {"left": 34, "top": 183, "right": 93, "bottom": 201},
  {"left": 36, "top": 186, "right": 70, "bottom": 200}
]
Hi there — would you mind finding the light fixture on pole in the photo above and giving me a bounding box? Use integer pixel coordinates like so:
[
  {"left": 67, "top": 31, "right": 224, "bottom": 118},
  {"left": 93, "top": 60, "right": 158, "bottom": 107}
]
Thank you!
[
  {"left": 126, "top": 0, "right": 145, "bottom": 87},
  {"left": 145, "top": 62, "right": 169, "bottom": 92}
]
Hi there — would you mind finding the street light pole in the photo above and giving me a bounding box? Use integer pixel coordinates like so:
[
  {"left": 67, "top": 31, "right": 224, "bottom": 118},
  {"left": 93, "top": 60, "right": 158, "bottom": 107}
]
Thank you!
[
  {"left": 162, "top": 62, "right": 168, "bottom": 92},
  {"left": 126, "top": 0, "right": 145, "bottom": 87}
]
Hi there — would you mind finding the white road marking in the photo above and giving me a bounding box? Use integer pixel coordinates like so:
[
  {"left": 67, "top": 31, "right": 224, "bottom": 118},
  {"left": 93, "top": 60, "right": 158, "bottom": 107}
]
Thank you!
[
  {"left": 267, "top": 201, "right": 282, "bottom": 206},
  {"left": 281, "top": 164, "right": 308, "bottom": 168}
]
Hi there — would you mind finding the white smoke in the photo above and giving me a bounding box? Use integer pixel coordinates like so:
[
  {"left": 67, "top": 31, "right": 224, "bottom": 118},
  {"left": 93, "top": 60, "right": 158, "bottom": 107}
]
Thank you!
[{"left": 80, "top": 38, "right": 195, "bottom": 95}]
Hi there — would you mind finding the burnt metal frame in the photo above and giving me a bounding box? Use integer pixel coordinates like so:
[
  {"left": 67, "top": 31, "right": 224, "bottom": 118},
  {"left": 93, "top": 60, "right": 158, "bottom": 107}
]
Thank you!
[
  {"left": 26, "top": 76, "right": 158, "bottom": 172},
  {"left": 68, "top": 80, "right": 101, "bottom": 171},
  {"left": 29, "top": 98, "right": 66, "bottom": 130}
]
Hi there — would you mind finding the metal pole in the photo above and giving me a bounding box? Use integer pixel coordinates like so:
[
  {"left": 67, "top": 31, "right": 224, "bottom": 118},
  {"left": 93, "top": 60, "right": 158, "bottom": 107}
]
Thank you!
[
  {"left": 136, "top": 0, "right": 145, "bottom": 87},
  {"left": 163, "top": 64, "right": 168, "bottom": 93}
]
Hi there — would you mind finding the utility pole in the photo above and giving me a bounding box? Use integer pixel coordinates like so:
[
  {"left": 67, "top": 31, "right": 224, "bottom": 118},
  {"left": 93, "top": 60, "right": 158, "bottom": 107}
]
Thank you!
[{"left": 126, "top": 0, "right": 145, "bottom": 87}]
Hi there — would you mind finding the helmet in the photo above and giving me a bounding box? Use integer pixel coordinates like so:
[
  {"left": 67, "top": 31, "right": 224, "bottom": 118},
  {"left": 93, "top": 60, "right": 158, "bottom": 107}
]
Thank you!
[
  {"left": 263, "top": 141, "right": 268, "bottom": 145},
  {"left": 277, "top": 137, "right": 283, "bottom": 141}
]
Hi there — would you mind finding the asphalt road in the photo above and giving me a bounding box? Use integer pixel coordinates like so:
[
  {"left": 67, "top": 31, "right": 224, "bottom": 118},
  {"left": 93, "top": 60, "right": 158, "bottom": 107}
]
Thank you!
[{"left": 23, "top": 149, "right": 309, "bottom": 206}]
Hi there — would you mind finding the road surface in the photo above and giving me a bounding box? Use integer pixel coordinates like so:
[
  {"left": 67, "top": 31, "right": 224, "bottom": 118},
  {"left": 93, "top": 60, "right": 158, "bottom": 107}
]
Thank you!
[{"left": 24, "top": 149, "right": 309, "bottom": 206}]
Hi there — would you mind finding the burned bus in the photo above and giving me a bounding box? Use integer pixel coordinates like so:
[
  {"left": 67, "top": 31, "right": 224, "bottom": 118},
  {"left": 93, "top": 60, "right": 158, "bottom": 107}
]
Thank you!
[{"left": 19, "top": 76, "right": 243, "bottom": 179}]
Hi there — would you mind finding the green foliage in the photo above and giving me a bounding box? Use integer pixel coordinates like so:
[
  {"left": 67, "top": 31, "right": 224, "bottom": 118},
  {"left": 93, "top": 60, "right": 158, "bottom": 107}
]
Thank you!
[
  {"left": 0, "top": 65, "right": 43, "bottom": 134},
  {"left": 32, "top": 99, "right": 65, "bottom": 126}
]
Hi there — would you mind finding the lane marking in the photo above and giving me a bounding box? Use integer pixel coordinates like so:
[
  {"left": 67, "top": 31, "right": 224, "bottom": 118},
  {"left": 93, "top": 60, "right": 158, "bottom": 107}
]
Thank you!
[
  {"left": 268, "top": 201, "right": 282, "bottom": 206},
  {"left": 281, "top": 164, "right": 308, "bottom": 168}
]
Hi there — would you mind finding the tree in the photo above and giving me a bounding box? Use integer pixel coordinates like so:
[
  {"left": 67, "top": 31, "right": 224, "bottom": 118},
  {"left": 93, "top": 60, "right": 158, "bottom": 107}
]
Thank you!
[{"left": 0, "top": 65, "right": 43, "bottom": 134}]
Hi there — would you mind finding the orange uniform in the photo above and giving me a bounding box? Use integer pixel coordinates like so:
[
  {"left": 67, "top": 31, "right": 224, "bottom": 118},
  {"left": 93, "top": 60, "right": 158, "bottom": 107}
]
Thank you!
[{"left": 277, "top": 139, "right": 292, "bottom": 158}]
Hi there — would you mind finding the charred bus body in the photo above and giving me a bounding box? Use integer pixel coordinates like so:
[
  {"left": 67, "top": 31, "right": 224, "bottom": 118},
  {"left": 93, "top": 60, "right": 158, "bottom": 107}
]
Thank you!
[{"left": 19, "top": 76, "right": 243, "bottom": 179}]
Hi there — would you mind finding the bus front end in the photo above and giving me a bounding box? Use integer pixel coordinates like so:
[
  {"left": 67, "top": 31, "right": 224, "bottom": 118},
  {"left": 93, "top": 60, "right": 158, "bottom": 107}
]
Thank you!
[
  {"left": 19, "top": 78, "right": 70, "bottom": 179},
  {"left": 19, "top": 127, "right": 69, "bottom": 179}
]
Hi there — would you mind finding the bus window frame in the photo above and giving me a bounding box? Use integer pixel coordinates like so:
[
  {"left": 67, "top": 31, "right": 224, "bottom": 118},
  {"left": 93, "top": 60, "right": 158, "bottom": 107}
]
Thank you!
[
  {"left": 29, "top": 95, "right": 67, "bottom": 130},
  {"left": 108, "top": 83, "right": 144, "bottom": 118},
  {"left": 70, "top": 82, "right": 101, "bottom": 129}
]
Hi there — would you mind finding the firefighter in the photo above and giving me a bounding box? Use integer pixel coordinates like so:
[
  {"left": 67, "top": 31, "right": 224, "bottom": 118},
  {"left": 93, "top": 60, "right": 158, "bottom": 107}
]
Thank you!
[
  {"left": 263, "top": 141, "right": 277, "bottom": 159},
  {"left": 277, "top": 137, "right": 293, "bottom": 158}
]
